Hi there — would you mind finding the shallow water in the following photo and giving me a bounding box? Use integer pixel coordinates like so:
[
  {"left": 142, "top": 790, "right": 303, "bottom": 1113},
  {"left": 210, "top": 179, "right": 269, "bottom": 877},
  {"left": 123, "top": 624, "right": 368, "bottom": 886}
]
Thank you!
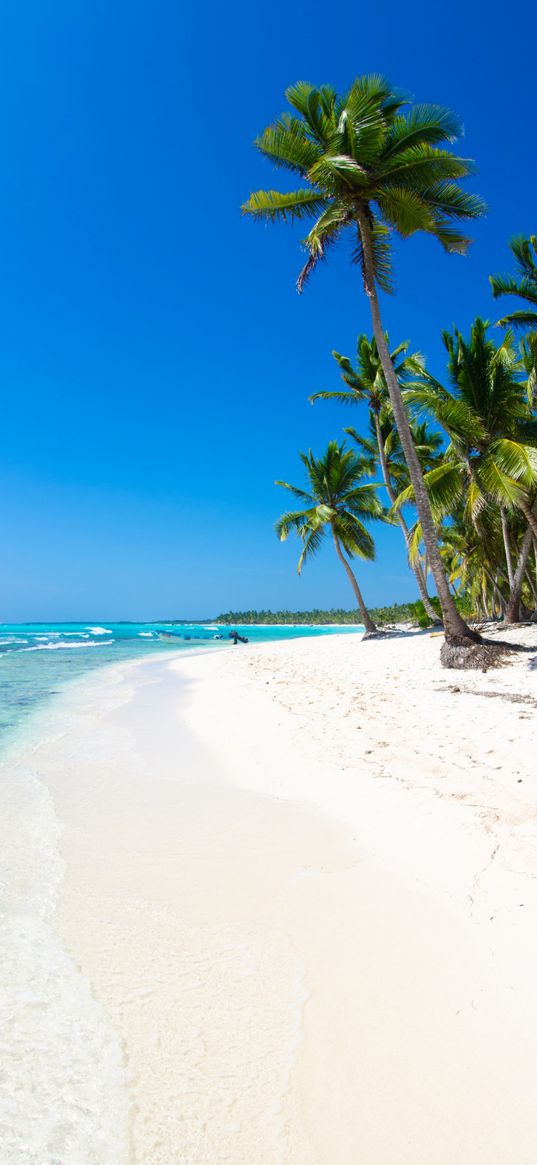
[
  {"left": 0, "top": 622, "right": 362, "bottom": 750},
  {"left": 0, "top": 620, "right": 362, "bottom": 1163}
]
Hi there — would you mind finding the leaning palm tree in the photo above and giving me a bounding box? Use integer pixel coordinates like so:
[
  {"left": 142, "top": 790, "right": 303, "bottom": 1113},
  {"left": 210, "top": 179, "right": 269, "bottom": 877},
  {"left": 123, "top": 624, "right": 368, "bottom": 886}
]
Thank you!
[
  {"left": 243, "top": 75, "right": 486, "bottom": 646},
  {"left": 310, "top": 333, "right": 440, "bottom": 620},
  {"left": 490, "top": 235, "right": 537, "bottom": 332},
  {"left": 275, "top": 441, "right": 385, "bottom": 635}
]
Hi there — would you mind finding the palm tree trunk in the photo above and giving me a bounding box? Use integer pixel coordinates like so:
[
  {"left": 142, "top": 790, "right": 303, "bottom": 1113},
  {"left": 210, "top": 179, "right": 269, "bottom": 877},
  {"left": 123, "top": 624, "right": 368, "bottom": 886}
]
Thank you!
[
  {"left": 518, "top": 497, "right": 537, "bottom": 540},
  {"left": 525, "top": 566, "right": 537, "bottom": 606},
  {"left": 500, "top": 507, "right": 515, "bottom": 589},
  {"left": 482, "top": 576, "right": 491, "bottom": 621},
  {"left": 356, "top": 209, "right": 480, "bottom": 645},
  {"left": 493, "top": 574, "right": 505, "bottom": 619},
  {"left": 372, "top": 412, "right": 440, "bottom": 622},
  {"left": 331, "top": 525, "right": 378, "bottom": 634},
  {"left": 504, "top": 524, "right": 533, "bottom": 623},
  {"left": 481, "top": 563, "right": 501, "bottom": 618}
]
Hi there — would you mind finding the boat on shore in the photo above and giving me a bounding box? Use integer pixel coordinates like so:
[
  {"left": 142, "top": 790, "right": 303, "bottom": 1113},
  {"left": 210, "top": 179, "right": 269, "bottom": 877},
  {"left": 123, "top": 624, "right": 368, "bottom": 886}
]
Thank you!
[{"left": 157, "top": 628, "right": 224, "bottom": 643}]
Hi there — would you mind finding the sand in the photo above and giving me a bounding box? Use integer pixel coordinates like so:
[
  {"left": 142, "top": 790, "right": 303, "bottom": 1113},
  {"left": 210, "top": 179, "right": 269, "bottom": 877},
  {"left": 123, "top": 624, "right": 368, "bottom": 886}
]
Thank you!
[{"left": 24, "top": 626, "right": 537, "bottom": 1162}]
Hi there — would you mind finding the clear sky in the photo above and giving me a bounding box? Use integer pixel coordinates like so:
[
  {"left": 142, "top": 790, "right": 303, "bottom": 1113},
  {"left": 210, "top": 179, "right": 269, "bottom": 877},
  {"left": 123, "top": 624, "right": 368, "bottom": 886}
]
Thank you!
[{"left": 1, "top": 0, "right": 535, "bottom": 620}]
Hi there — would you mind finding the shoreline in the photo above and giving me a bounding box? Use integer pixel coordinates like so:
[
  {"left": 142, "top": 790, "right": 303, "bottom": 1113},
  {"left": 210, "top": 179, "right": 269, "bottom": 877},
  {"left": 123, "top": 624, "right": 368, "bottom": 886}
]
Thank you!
[{"left": 4, "top": 627, "right": 537, "bottom": 1161}]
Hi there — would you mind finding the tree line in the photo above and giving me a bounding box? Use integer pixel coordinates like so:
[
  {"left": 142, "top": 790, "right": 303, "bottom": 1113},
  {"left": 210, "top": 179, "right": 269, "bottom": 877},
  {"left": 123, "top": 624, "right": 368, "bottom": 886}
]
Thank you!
[{"left": 215, "top": 601, "right": 445, "bottom": 627}]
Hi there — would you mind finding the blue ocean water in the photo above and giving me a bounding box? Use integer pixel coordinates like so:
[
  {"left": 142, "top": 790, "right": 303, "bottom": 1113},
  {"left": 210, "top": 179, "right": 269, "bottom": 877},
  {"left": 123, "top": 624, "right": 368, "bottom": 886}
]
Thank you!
[{"left": 0, "top": 622, "right": 362, "bottom": 751}]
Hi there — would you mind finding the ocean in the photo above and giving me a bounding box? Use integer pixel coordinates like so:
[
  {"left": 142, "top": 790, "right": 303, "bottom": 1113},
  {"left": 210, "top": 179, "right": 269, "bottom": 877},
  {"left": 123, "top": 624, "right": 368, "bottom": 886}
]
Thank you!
[{"left": 0, "top": 622, "right": 363, "bottom": 751}]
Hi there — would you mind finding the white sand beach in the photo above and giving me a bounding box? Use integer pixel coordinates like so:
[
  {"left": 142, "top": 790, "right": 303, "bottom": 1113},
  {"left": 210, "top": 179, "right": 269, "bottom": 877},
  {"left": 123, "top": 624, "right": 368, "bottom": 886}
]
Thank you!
[{"left": 10, "top": 627, "right": 537, "bottom": 1163}]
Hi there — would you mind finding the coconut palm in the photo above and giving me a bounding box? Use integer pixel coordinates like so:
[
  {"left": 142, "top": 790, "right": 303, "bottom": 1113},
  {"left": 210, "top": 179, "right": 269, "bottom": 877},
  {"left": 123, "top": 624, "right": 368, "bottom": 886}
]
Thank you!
[
  {"left": 490, "top": 235, "right": 537, "bottom": 332},
  {"left": 401, "top": 319, "right": 537, "bottom": 535},
  {"left": 349, "top": 417, "right": 444, "bottom": 607},
  {"left": 275, "top": 441, "right": 385, "bottom": 634},
  {"left": 520, "top": 331, "right": 537, "bottom": 408},
  {"left": 243, "top": 75, "right": 486, "bottom": 645},
  {"left": 439, "top": 509, "right": 511, "bottom": 622},
  {"left": 310, "top": 333, "right": 440, "bottom": 620},
  {"left": 399, "top": 319, "right": 537, "bottom": 620}
]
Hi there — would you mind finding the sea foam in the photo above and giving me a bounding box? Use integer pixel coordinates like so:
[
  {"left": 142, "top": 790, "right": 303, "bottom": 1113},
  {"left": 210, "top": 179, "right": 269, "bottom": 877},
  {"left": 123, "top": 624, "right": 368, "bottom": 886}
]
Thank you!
[
  {"left": 20, "top": 640, "right": 111, "bottom": 651},
  {"left": 0, "top": 681, "right": 130, "bottom": 1164}
]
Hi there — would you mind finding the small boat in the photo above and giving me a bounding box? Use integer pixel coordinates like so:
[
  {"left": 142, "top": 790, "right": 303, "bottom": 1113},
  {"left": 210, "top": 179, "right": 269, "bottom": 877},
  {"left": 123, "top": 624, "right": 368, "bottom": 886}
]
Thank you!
[{"left": 157, "top": 628, "right": 224, "bottom": 643}]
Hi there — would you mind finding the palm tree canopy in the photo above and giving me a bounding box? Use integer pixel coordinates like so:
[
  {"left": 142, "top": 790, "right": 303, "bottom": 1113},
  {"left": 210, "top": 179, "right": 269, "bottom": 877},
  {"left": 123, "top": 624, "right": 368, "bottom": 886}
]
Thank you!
[
  {"left": 490, "top": 234, "right": 537, "bottom": 330},
  {"left": 346, "top": 415, "right": 443, "bottom": 486},
  {"left": 439, "top": 508, "right": 507, "bottom": 595},
  {"left": 242, "top": 75, "right": 486, "bottom": 292},
  {"left": 309, "top": 332, "right": 424, "bottom": 413},
  {"left": 399, "top": 319, "right": 537, "bottom": 522},
  {"left": 275, "top": 440, "right": 386, "bottom": 572}
]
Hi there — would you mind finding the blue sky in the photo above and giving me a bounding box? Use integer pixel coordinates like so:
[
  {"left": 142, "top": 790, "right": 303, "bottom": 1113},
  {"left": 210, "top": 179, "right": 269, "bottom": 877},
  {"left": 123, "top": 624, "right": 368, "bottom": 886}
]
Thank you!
[{"left": 1, "top": 0, "right": 535, "bottom": 620}]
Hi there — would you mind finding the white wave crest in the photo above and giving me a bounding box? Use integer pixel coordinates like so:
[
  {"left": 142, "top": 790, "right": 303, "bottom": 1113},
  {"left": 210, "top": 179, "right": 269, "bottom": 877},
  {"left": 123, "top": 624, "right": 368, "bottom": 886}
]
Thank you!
[
  {"left": 86, "top": 627, "right": 113, "bottom": 635},
  {"left": 21, "top": 641, "right": 112, "bottom": 652}
]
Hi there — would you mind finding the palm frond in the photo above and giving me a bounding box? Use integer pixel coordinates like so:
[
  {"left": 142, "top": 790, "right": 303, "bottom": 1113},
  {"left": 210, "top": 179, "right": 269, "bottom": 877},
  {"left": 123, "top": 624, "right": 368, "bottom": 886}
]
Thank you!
[
  {"left": 254, "top": 116, "right": 323, "bottom": 174},
  {"left": 333, "top": 512, "right": 375, "bottom": 559},
  {"left": 407, "top": 519, "right": 424, "bottom": 565},
  {"left": 495, "top": 309, "right": 537, "bottom": 331},
  {"left": 476, "top": 460, "right": 527, "bottom": 508},
  {"left": 242, "top": 187, "right": 327, "bottom": 223},
  {"left": 275, "top": 508, "right": 316, "bottom": 541},
  {"left": 488, "top": 438, "right": 537, "bottom": 486},
  {"left": 375, "top": 186, "right": 434, "bottom": 237},
  {"left": 490, "top": 274, "right": 537, "bottom": 303},
  {"left": 309, "top": 390, "right": 363, "bottom": 406},
  {"left": 284, "top": 81, "right": 337, "bottom": 147},
  {"left": 380, "top": 147, "right": 472, "bottom": 188},
  {"left": 274, "top": 480, "right": 315, "bottom": 503},
  {"left": 297, "top": 203, "right": 350, "bottom": 291},
  {"left": 392, "top": 461, "right": 465, "bottom": 521},
  {"left": 297, "top": 526, "right": 325, "bottom": 573},
  {"left": 383, "top": 104, "right": 463, "bottom": 159}
]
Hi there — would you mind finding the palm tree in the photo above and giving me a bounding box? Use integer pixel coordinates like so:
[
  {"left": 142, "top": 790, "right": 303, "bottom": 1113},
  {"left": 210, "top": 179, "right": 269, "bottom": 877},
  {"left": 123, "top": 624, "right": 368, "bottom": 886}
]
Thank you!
[
  {"left": 243, "top": 75, "right": 486, "bottom": 645},
  {"left": 400, "top": 319, "right": 537, "bottom": 620},
  {"left": 439, "top": 509, "right": 510, "bottom": 622},
  {"left": 402, "top": 319, "right": 537, "bottom": 533},
  {"left": 275, "top": 441, "right": 385, "bottom": 634},
  {"left": 490, "top": 235, "right": 537, "bottom": 331},
  {"left": 310, "top": 333, "right": 440, "bottom": 620}
]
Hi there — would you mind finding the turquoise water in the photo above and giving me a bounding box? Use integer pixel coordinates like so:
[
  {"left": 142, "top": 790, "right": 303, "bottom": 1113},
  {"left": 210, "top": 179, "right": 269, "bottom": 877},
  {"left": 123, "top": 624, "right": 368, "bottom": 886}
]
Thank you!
[{"left": 0, "top": 622, "right": 362, "bottom": 750}]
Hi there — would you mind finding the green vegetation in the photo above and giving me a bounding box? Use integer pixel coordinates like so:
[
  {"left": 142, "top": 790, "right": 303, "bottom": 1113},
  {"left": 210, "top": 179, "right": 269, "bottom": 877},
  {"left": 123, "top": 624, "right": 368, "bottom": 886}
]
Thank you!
[
  {"left": 243, "top": 74, "right": 485, "bottom": 646},
  {"left": 275, "top": 441, "right": 387, "bottom": 634},
  {"left": 214, "top": 600, "right": 445, "bottom": 627},
  {"left": 243, "top": 75, "right": 537, "bottom": 659},
  {"left": 491, "top": 235, "right": 537, "bottom": 331},
  {"left": 311, "top": 335, "right": 442, "bottom": 622}
]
